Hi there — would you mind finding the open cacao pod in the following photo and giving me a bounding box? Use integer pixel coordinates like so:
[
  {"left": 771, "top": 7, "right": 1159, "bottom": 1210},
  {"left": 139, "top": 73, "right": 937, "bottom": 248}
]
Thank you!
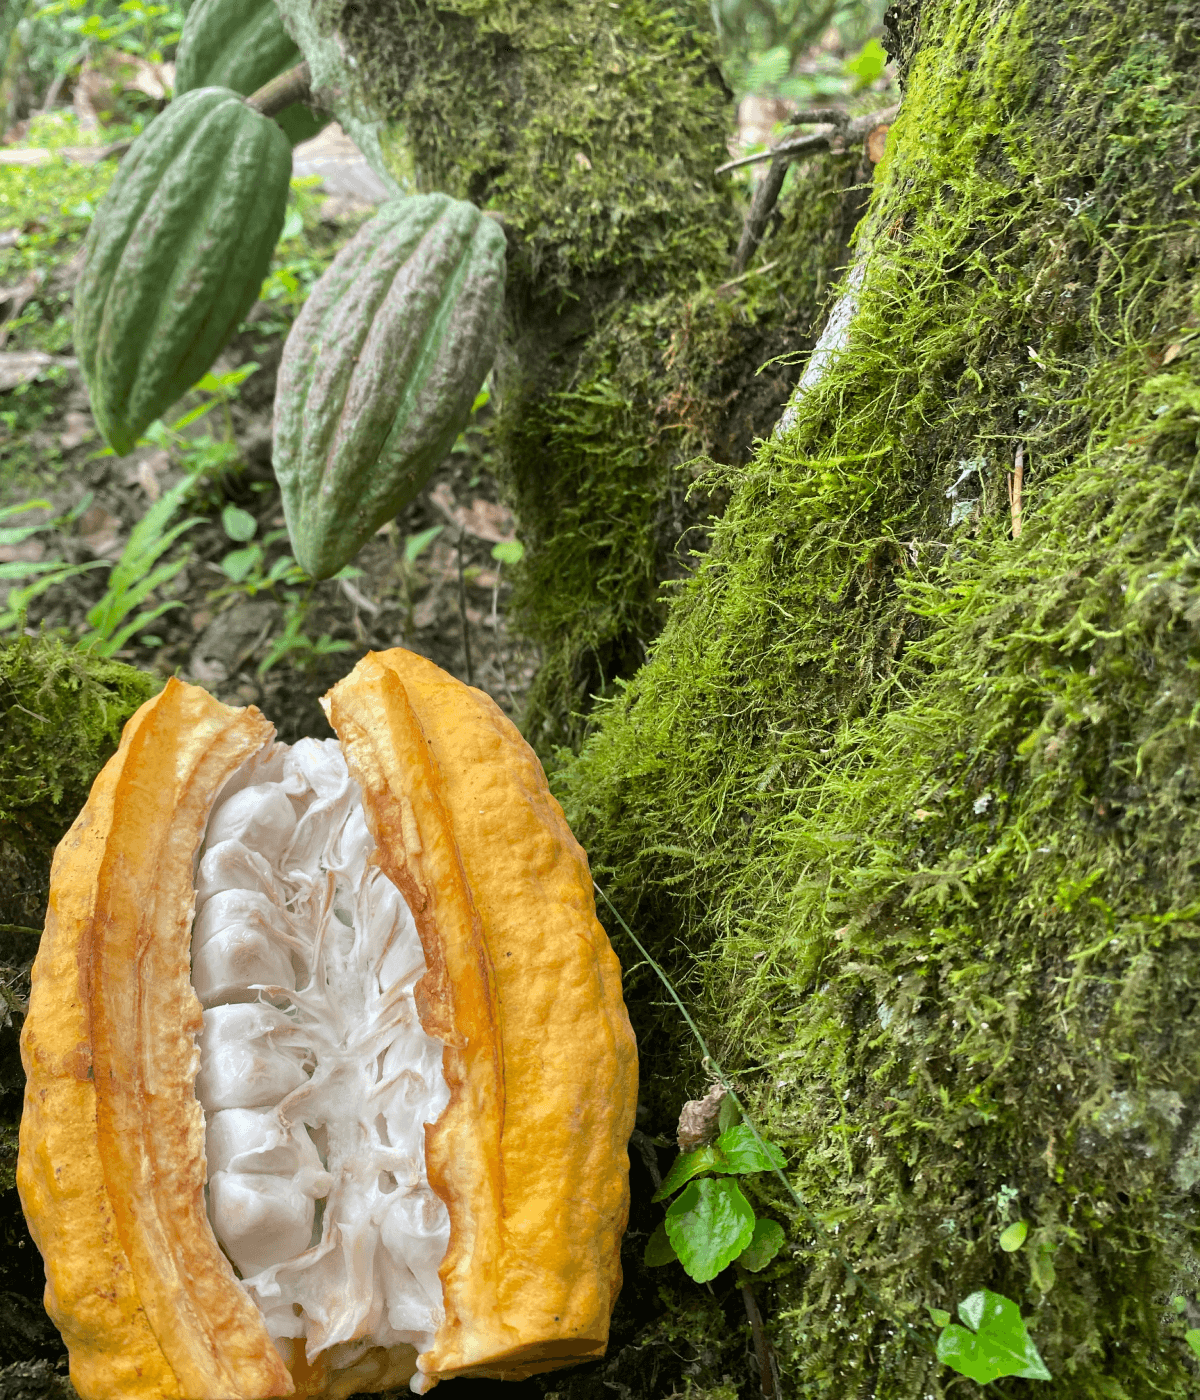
[{"left": 17, "top": 649, "right": 637, "bottom": 1398}]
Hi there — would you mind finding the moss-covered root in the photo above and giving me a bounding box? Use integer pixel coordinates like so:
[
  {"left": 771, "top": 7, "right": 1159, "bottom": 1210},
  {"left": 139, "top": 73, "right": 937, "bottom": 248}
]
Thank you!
[
  {"left": 559, "top": 0, "right": 1200, "bottom": 1395},
  {"left": 0, "top": 638, "right": 158, "bottom": 1376}
]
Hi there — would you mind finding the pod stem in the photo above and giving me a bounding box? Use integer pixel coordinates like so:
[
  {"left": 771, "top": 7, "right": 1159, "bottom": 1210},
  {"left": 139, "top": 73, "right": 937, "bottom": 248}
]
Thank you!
[{"left": 245, "top": 61, "right": 316, "bottom": 121}]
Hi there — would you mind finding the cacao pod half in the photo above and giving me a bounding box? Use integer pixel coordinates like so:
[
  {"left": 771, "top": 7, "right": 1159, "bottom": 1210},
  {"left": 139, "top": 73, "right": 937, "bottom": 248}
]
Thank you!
[
  {"left": 75, "top": 87, "right": 292, "bottom": 455},
  {"left": 272, "top": 195, "right": 507, "bottom": 580},
  {"left": 18, "top": 649, "right": 637, "bottom": 1399},
  {"left": 174, "top": 0, "right": 328, "bottom": 147}
]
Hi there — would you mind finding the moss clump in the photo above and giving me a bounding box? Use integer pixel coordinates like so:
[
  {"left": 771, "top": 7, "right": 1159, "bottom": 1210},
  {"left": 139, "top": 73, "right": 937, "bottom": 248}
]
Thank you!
[{"left": 559, "top": 0, "right": 1200, "bottom": 1394}]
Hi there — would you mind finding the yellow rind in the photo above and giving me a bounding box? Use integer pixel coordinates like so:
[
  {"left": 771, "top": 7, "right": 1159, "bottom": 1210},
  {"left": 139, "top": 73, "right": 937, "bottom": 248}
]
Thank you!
[
  {"left": 327, "top": 650, "right": 639, "bottom": 1388},
  {"left": 19, "top": 678, "right": 292, "bottom": 1400}
]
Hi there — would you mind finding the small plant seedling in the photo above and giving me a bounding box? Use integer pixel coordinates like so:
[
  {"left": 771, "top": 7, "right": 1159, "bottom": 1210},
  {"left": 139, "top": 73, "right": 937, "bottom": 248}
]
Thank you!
[
  {"left": 644, "top": 1111, "right": 787, "bottom": 1285},
  {"left": 934, "top": 1289, "right": 1051, "bottom": 1385},
  {"left": 0, "top": 498, "right": 107, "bottom": 633}
]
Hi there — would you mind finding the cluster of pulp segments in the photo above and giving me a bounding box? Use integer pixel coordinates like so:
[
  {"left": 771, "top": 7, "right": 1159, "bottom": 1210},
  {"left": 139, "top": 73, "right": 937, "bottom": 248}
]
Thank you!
[{"left": 191, "top": 737, "right": 451, "bottom": 1372}]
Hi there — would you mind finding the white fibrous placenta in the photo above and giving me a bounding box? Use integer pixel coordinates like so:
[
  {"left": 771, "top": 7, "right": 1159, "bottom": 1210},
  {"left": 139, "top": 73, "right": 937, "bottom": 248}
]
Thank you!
[{"left": 191, "top": 737, "right": 450, "bottom": 1371}]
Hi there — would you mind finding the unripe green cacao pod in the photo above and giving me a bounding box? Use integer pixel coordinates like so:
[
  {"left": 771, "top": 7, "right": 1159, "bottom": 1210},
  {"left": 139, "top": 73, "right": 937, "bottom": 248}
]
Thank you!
[
  {"left": 75, "top": 88, "right": 292, "bottom": 455},
  {"left": 273, "top": 194, "right": 507, "bottom": 580},
  {"left": 174, "top": 0, "right": 328, "bottom": 146}
]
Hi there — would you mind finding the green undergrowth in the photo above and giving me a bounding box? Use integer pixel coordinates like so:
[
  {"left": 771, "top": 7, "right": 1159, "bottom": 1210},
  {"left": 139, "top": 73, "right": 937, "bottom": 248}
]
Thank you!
[{"left": 560, "top": 0, "right": 1200, "bottom": 1394}]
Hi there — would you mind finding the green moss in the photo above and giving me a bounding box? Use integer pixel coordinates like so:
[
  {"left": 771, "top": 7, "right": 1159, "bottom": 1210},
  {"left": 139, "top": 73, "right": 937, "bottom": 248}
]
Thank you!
[{"left": 559, "top": 0, "right": 1200, "bottom": 1394}]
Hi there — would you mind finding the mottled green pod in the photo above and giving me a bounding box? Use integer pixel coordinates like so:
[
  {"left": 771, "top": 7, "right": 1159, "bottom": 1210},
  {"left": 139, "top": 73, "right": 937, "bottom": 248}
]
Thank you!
[
  {"left": 74, "top": 88, "right": 292, "bottom": 456},
  {"left": 174, "top": 0, "right": 327, "bottom": 146},
  {"left": 272, "top": 195, "right": 507, "bottom": 580}
]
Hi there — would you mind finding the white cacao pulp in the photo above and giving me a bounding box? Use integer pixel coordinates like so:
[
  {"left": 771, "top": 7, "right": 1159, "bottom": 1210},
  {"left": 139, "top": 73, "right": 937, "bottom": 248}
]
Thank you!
[{"left": 190, "top": 737, "right": 450, "bottom": 1379}]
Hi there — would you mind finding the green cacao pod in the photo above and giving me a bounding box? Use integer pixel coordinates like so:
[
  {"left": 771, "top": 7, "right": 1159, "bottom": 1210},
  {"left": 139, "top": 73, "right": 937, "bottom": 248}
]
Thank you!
[
  {"left": 174, "top": 0, "right": 328, "bottom": 146},
  {"left": 273, "top": 194, "right": 507, "bottom": 580},
  {"left": 75, "top": 88, "right": 292, "bottom": 455}
]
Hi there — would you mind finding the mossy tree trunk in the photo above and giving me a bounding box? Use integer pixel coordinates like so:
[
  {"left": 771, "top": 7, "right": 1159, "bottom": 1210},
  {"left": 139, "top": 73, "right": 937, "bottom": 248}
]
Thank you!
[
  {"left": 277, "top": 0, "right": 1200, "bottom": 1396},
  {"left": 276, "top": 0, "right": 876, "bottom": 750}
]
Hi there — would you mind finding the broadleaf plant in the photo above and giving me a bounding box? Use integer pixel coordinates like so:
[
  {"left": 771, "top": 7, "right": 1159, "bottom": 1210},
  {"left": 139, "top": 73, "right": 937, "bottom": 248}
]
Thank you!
[
  {"left": 645, "top": 1103, "right": 787, "bottom": 1283},
  {"left": 934, "top": 1289, "right": 1051, "bottom": 1385}
]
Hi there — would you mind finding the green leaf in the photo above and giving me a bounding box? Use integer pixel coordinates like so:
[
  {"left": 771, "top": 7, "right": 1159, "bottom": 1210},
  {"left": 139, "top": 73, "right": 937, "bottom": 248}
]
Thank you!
[
  {"left": 491, "top": 539, "right": 525, "bottom": 565},
  {"left": 280, "top": 207, "right": 304, "bottom": 242},
  {"left": 1186, "top": 1330, "right": 1200, "bottom": 1360},
  {"left": 652, "top": 1144, "right": 725, "bottom": 1202},
  {"left": 845, "top": 37, "right": 888, "bottom": 86},
  {"left": 1173, "top": 1296, "right": 1188, "bottom": 1315},
  {"left": 714, "top": 1123, "right": 786, "bottom": 1175},
  {"left": 717, "top": 1095, "right": 742, "bottom": 1133},
  {"left": 221, "top": 546, "right": 262, "bottom": 584},
  {"left": 664, "top": 1177, "right": 755, "bottom": 1284},
  {"left": 998, "top": 1220, "right": 1027, "bottom": 1252},
  {"left": 737, "top": 1217, "right": 784, "bottom": 1272},
  {"left": 927, "top": 1306, "right": 952, "bottom": 1329},
  {"left": 222, "top": 505, "right": 257, "bottom": 543},
  {"left": 643, "top": 1221, "right": 678, "bottom": 1267},
  {"left": 936, "top": 1289, "right": 1051, "bottom": 1384},
  {"left": 404, "top": 525, "right": 444, "bottom": 563}
]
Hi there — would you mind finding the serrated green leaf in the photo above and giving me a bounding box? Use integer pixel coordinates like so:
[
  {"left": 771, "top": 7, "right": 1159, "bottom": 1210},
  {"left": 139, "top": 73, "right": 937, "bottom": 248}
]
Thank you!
[
  {"left": 713, "top": 1123, "right": 785, "bottom": 1175},
  {"left": 643, "top": 1221, "right": 678, "bottom": 1267},
  {"left": 737, "top": 1217, "right": 784, "bottom": 1272},
  {"left": 999, "top": 1219, "right": 1027, "bottom": 1252},
  {"left": 664, "top": 1177, "right": 755, "bottom": 1284},
  {"left": 937, "top": 1289, "right": 1051, "bottom": 1384},
  {"left": 653, "top": 1144, "right": 725, "bottom": 1202}
]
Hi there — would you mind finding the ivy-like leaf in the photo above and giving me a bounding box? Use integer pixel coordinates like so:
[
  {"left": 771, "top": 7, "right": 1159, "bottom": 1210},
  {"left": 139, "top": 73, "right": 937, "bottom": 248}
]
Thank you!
[
  {"left": 738, "top": 1217, "right": 785, "bottom": 1272},
  {"left": 653, "top": 1145, "right": 725, "bottom": 1202},
  {"left": 936, "top": 1289, "right": 1051, "bottom": 1384},
  {"left": 643, "top": 1221, "right": 678, "bottom": 1267},
  {"left": 998, "top": 1219, "right": 1028, "bottom": 1252},
  {"left": 714, "top": 1123, "right": 786, "bottom": 1175},
  {"left": 665, "top": 1178, "right": 755, "bottom": 1283}
]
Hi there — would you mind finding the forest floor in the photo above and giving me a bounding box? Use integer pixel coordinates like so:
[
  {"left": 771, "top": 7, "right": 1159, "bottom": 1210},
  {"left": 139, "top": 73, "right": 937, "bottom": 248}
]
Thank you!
[{"left": 0, "top": 108, "right": 539, "bottom": 744}]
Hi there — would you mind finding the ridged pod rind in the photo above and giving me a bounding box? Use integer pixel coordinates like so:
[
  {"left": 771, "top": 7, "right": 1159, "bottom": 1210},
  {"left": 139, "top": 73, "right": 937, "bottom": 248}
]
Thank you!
[
  {"left": 174, "top": 0, "right": 327, "bottom": 146},
  {"left": 74, "top": 88, "right": 292, "bottom": 455},
  {"left": 273, "top": 196, "right": 507, "bottom": 580},
  {"left": 18, "top": 652, "right": 636, "bottom": 1398}
]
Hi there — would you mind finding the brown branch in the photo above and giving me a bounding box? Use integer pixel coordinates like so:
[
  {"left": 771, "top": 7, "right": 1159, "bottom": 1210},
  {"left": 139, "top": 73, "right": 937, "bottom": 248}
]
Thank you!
[
  {"left": 734, "top": 1261, "right": 777, "bottom": 1398},
  {"left": 245, "top": 61, "right": 314, "bottom": 120},
  {"left": 716, "top": 103, "right": 900, "bottom": 174},
  {"left": 732, "top": 157, "right": 790, "bottom": 275}
]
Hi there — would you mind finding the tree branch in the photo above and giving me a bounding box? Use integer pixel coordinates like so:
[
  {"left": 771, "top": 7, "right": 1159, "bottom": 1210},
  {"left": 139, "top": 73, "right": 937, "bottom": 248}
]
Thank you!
[{"left": 245, "top": 61, "right": 315, "bottom": 120}]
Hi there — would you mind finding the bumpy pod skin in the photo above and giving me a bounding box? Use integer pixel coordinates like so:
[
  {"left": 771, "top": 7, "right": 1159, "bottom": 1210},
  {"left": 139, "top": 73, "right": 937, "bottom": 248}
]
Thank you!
[
  {"left": 273, "top": 196, "right": 507, "bottom": 580},
  {"left": 18, "top": 653, "right": 637, "bottom": 1398},
  {"left": 74, "top": 88, "right": 292, "bottom": 455},
  {"left": 174, "top": 0, "right": 327, "bottom": 146}
]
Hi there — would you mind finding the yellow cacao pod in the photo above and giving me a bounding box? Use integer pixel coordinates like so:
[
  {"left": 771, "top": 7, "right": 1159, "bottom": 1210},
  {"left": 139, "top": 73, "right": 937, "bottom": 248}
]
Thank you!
[{"left": 17, "top": 649, "right": 637, "bottom": 1398}]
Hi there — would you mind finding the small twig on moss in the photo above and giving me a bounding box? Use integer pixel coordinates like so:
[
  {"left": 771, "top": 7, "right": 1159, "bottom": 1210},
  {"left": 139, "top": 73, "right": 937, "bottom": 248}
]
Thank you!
[
  {"left": 1008, "top": 443, "right": 1025, "bottom": 538},
  {"left": 0, "top": 924, "right": 41, "bottom": 938},
  {"left": 735, "top": 1261, "right": 778, "bottom": 1398},
  {"left": 457, "top": 529, "right": 474, "bottom": 687},
  {"left": 716, "top": 103, "right": 900, "bottom": 174},
  {"left": 782, "top": 106, "right": 851, "bottom": 132},
  {"left": 245, "top": 61, "right": 314, "bottom": 120},
  {"left": 732, "top": 159, "right": 790, "bottom": 276}
]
